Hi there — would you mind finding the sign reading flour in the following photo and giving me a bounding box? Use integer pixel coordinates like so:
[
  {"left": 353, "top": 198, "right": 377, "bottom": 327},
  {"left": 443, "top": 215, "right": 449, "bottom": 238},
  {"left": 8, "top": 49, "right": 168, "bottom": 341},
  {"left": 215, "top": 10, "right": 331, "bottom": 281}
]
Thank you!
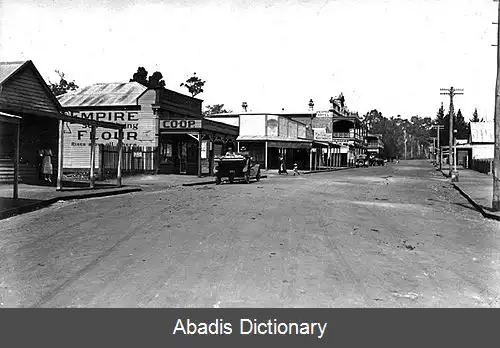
[{"left": 63, "top": 109, "right": 156, "bottom": 169}]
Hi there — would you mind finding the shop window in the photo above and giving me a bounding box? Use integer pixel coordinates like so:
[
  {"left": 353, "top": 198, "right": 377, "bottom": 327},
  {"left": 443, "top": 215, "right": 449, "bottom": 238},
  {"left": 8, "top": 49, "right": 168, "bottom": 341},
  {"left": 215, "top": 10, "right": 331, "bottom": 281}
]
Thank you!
[
  {"left": 160, "top": 142, "right": 173, "bottom": 164},
  {"left": 201, "top": 140, "right": 209, "bottom": 159}
]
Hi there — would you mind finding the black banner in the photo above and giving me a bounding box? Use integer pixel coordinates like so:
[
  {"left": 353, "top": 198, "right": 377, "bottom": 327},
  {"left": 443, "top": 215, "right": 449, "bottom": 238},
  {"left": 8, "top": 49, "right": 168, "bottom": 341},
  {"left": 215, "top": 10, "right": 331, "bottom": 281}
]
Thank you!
[{"left": 0, "top": 309, "right": 496, "bottom": 347}]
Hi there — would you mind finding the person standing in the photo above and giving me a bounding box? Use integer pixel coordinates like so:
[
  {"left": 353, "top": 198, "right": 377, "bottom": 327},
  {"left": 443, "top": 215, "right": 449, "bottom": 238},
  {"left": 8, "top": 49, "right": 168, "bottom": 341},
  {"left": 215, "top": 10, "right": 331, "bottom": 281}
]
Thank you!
[
  {"left": 278, "top": 155, "right": 288, "bottom": 175},
  {"left": 39, "top": 148, "right": 53, "bottom": 184}
]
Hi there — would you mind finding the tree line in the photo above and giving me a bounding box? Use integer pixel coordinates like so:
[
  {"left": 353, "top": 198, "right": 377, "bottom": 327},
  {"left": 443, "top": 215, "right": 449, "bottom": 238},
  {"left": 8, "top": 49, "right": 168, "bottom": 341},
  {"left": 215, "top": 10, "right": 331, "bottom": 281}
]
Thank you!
[
  {"left": 361, "top": 103, "right": 487, "bottom": 159},
  {"left": 48, "top": 69, "right": 484, "bottom": 158}
]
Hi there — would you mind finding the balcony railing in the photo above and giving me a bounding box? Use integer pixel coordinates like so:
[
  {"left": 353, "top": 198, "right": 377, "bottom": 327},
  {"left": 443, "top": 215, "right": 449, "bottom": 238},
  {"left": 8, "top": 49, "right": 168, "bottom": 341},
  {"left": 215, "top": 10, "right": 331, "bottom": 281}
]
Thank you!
[
  {"left": 332, "top": 132, "right": 363, "bottom": 140},
  {"left": 367, "top": 142, "right": 383, "bottom": 148}
]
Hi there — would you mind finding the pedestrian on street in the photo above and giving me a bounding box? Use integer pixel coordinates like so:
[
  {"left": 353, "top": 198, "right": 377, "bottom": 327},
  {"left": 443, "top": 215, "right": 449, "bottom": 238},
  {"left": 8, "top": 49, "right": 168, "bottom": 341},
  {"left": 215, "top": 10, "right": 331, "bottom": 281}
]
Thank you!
[
  {"left": 293, "top": 163, "right": 301, "bottom": 176},
  {"left": 278, "top": 155, "right": 288, "bottom": 175},
  {"left": 39, "top": 148, "right": 53, "bottom": 184}
]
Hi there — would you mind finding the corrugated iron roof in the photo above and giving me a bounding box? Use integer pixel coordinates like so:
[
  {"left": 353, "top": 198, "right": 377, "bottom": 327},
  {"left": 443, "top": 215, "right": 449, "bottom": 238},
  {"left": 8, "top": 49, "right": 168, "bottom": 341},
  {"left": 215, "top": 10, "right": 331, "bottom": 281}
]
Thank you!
[
  {"left": 57, "top": 82, "right": 148, "bottom": 107},
  {"left": 0, "top": 61, "right": 28, "bottom": 85},
  {"left": 470, "top": 122, "right": 494, "bottom": 143}
]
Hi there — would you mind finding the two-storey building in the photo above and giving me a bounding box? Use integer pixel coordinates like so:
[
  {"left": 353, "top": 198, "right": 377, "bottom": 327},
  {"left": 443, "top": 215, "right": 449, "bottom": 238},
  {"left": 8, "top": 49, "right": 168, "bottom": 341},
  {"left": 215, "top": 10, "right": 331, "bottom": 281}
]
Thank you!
[
  {"left": 206, "top": 111, "right": 333, "bottom": 171},
  {"left": 365, "top": 134, "right": 384, "bottom": 157}
]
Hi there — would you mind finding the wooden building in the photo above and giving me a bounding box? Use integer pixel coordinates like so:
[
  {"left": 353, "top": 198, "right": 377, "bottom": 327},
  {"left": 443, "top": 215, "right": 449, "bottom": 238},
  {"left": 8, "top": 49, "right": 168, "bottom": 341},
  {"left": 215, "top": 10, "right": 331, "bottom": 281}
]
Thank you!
[
  {"left": 0, "top": 60, "right": 124, "bottom": 191},
  {"left": 58, "top": 83, "right": 238, "bottom": 176}
]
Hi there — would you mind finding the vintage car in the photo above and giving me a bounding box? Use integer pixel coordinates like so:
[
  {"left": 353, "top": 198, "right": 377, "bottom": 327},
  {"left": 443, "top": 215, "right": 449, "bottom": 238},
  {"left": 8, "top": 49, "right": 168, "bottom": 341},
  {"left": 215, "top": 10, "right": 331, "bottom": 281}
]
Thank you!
[
  {"left": 213, "top": 153, "right": 261, "bottom": 185},
  {"left": 355, "top": 154, "right": 369, "bottom": 168}
]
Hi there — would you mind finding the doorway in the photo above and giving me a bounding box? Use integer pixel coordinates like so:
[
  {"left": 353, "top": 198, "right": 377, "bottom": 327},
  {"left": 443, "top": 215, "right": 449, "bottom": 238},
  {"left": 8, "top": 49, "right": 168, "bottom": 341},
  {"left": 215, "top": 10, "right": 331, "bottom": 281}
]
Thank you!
[{"left": 179, "top": 141, "right": 188, "bottom": 174}]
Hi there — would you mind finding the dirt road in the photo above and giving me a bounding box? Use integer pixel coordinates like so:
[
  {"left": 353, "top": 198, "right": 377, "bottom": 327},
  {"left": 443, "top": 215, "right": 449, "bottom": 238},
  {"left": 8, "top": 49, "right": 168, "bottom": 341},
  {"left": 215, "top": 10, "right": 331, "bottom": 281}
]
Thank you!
[{"left": 0, "top": 160, "right": 498, "bottom": 307}]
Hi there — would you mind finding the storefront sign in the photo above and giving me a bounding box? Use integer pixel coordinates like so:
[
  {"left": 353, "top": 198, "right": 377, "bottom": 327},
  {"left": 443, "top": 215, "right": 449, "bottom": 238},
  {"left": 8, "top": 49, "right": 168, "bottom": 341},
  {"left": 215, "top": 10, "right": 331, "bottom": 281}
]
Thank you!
[
  {"left": 316, "top": 111, "right": 333, "bottom": 118},
  {"left": 68, "top": 110, "right": 142, "bottom": 143},
  {"left": 314, "top": 131, "right": 333, "bottom": 142},
  {"left": 331, "top": 140, "right": 350, "bottom": 147},
  {"left": 266, "top": 116, "right": 278, "bottom": 137},
  {"left": 161, "top": 119, "right": 202, "bottom": 130}
]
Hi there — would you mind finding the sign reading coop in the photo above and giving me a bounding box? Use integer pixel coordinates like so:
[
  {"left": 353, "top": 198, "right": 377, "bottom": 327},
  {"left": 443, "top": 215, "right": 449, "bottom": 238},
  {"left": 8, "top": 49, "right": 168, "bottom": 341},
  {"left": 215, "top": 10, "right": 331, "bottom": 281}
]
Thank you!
[{"left": 161, "top": 119, "right": 202, "bottom": 130}]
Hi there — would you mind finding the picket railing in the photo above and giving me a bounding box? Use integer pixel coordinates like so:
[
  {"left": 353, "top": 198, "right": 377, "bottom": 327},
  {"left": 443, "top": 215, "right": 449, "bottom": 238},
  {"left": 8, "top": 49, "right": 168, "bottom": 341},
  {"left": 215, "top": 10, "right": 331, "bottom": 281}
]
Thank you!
[
  {"left": 470, "top": 159, "right": 493, "bottom": 175},
  {"left": 98, "top": 144, "right": 157, "bottom": 179}
]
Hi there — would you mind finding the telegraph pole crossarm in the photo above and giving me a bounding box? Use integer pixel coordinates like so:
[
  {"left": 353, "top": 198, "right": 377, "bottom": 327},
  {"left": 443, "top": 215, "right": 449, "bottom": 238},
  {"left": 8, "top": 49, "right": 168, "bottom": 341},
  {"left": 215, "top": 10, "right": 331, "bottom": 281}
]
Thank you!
[{"left": 440, "top": 87, "right": 464, "bottom": 182}]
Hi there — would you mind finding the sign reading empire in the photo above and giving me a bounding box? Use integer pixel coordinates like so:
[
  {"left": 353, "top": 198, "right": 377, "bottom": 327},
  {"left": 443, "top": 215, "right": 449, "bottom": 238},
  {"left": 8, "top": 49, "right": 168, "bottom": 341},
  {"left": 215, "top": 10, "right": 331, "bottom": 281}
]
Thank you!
[{"left": 65, "top": 110, "right": 152, "bottom": 145}]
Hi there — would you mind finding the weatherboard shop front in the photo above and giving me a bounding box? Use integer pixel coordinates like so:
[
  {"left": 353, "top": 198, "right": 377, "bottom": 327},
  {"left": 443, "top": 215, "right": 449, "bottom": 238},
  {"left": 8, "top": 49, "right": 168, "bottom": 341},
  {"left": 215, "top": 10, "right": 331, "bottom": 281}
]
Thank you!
[
  {"left": 58, "top": 82, "right": 239, "bottom": 176},
  {"left": 0, "top": 60, "right": 124, "bottom": 193},
  {"left": 153, "top": 90, "right": 239, "bottom": 176}
]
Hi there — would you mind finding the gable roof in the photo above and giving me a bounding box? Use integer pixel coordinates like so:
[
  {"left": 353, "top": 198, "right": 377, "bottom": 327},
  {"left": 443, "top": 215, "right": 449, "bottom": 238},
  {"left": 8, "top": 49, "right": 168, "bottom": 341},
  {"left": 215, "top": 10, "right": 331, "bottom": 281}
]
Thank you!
[
  {"left": 57, "top": 82, "right": 148, "bottom": 108},
  {"left": 0, "top": 60, "right": 64, "bottom": 114},
  {"left": 470, "top": 122, "right": 494, "bottom": 143},
  {"left": 0, "top": 61, "right": 29, "bottom": 85}
]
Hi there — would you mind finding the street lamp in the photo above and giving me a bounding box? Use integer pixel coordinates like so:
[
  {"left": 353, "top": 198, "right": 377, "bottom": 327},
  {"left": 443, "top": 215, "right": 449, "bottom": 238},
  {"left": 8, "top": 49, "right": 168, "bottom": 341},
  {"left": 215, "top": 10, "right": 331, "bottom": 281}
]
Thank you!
[
  {"left": 452, "top": 129, "right": 459, "bottom": 181},
  {"left": 308, "top": 99, "right": 314, "bottom": 171}
]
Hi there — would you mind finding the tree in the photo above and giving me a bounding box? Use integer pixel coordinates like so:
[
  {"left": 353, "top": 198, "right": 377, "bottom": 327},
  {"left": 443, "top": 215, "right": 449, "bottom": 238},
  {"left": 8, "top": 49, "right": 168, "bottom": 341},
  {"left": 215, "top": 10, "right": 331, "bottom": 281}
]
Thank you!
[
  {"left": 203, "top": 104, "right": 232, "bottom": 116},
  {"left": 471, "top": 108, "right": 480, "bottom": 122},
  {"left": 433, "top": 102, "right": 449, "bottom": 146},
  {"left": 180, "top": 72, "right": 205, "bottom": 97},
  {"left": 147, "top": 71, "right": 166, "bottom": 89},
  {"left": 130, "top": 67, "right": 166, "bottom": 88},
  {"left": 48, "top": 70, "right": 79, "bottom": 96},
  {"left": 454, "top": 109, "right": 469, "bottom": 139}
]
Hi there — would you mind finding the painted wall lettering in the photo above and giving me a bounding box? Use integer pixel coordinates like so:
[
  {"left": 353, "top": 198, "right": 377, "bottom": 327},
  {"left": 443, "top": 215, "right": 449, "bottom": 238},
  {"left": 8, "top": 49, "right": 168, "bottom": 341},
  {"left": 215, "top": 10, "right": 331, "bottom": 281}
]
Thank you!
[{"left": 66, "top": 110, "right": 154, "bottom": 147}]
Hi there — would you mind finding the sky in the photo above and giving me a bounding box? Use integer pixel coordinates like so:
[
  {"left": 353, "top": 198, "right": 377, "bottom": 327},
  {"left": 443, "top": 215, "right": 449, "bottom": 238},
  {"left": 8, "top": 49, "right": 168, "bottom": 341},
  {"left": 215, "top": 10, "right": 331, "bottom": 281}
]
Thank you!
[{"left": 0, "top": 0, "right": 498, "bottom": 120}]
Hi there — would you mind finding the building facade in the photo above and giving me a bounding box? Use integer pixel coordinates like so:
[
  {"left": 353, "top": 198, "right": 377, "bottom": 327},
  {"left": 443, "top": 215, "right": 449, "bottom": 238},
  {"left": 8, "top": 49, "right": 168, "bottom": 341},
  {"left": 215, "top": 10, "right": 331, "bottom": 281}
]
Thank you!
[
  {"left": 365, "top": 134, "right": 384, "bottom": 157},
  {"left": 58, "top": 82, "right": 238, "bottom": 176},
  {"left": 285, "top": 105, "right": 366, "bottom": 166},
  {"left": 469, "top": 122, "right": 494, "bottom": 160},
  {"left": 206, "top": 112, "right": 333, "bottom": 170}
]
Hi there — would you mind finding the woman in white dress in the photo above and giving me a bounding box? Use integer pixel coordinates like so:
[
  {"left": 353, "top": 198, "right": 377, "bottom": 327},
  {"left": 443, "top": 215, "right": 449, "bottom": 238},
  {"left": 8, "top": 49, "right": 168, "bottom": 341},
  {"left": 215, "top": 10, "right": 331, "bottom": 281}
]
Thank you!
[{"left": 40, "top": 149, "right": 53, "bottom": 183}]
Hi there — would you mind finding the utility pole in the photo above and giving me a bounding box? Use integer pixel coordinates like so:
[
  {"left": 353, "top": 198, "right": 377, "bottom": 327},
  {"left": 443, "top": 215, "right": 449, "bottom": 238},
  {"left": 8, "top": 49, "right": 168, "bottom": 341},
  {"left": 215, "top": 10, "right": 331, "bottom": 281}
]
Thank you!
[
  {"left": 440, "top": 86, "right": 464, "bottom": 182},
  {"left": 430, "top": 137, "right": 436, "bottom": 161},
  {"left": 403, "top": 128, "right": 407, "bottom": 160},
  {"left": 431, "top": 124, "right": 444, "bottom": 170},
  {"left": 493, "top": 0, "right": 500, "bottom": 211}
]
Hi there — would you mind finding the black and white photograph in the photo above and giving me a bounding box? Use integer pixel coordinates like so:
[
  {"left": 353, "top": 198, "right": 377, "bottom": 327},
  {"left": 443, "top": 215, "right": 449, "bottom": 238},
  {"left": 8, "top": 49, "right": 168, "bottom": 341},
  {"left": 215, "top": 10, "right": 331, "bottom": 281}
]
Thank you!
[{"left": 0, "top": 0, "right": 499, "bottom": 309}]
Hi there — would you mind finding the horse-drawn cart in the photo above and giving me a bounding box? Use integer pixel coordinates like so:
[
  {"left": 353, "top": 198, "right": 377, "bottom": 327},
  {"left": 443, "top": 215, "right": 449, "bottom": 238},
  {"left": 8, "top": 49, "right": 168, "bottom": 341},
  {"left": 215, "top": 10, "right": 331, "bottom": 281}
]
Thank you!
[{"left": 213, "top": 154, "right": 261, "bottom": 185}]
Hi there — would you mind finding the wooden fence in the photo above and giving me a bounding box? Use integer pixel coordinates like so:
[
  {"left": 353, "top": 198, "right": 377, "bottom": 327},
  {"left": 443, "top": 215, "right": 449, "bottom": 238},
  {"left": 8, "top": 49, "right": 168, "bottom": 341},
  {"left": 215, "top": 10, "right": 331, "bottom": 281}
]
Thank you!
[
  {"left": 99, "top": 144, "right": 157, "bottom": 179},
  {"left": 470, "top": 159, "right": 493, "bottom": 175}
]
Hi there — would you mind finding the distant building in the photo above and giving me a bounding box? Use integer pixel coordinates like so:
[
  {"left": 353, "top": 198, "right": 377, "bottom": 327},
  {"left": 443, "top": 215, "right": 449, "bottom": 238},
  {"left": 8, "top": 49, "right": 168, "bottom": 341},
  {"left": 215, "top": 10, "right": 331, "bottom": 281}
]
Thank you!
[
  {"left": 469, "top": 122, "right": 494, "bottom": 159},
  {"left": 206, "top": 110, "right": 345, "bottom": 170},
  {"left": 365, "top": 134, "right": 384, "bottom": 157}
]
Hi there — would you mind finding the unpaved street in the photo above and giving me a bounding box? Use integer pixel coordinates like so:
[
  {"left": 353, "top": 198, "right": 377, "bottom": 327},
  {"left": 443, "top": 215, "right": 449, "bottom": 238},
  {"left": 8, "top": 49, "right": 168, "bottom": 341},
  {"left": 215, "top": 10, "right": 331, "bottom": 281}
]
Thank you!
[{"left": 1, "top": 160, "right": 499, "bottom": 307}]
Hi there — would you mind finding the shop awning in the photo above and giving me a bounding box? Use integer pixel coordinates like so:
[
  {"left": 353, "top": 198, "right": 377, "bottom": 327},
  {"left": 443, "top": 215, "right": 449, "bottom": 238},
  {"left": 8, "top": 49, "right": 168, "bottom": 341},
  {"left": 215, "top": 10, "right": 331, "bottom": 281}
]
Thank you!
[
  {"left": 237, "top": 135, "right": 313, "bottom": 149},
  {"left": 312, "top": 141, "right": 331, "bottom": 147},
  {"left": 267, "top": 141, "right": 312, "bottom": 149}
]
